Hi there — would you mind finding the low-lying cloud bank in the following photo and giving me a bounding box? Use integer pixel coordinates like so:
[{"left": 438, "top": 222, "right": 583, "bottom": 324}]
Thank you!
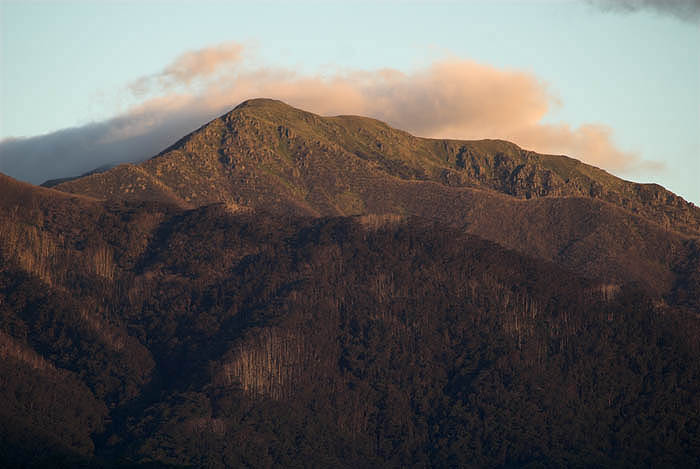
[{"left": 0, "top": 41, "right": 660, "bottom": 185}]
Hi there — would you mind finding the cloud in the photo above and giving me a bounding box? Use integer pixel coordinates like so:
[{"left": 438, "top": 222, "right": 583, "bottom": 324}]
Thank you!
[
  {"left": 0, "top": 103, "right": 215, "bottom": 185},
  {"left": 129, "top": 41, "right": 244, "bottom": 95},
  {"left": 509, "top": 123, "right": 662, "bottom": 172},
  {"left": 0, "top": 41, "right": 658, "bottom": 186},
  {"left": 586, "top": 0, "right": 700, "bottom": 22}
]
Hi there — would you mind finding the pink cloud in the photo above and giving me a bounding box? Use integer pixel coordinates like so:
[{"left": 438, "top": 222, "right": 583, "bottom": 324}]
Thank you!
[{"left": 129, "top": 41, "right": 244, "bottom": 95}]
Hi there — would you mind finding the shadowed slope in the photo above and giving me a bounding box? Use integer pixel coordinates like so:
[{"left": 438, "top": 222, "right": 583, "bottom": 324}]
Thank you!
[{"left": 1, "top": 182, "right": 699, "bottom": 466}]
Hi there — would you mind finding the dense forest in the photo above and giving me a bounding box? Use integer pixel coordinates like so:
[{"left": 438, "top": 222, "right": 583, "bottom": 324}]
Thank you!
[{"left": 1, "top": 193, "right": 698, "bottom": 467}]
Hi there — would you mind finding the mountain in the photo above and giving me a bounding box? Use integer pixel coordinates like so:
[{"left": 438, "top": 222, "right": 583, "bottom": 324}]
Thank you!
[
  {"left": 54, "top": 99, "right": 700, "bottom": 297},
  {"left": 55, "top": 99, "right": 699, "bottom": 232},
  {"left": 1, "top": 100, "right": 699, "bottom": 467}
]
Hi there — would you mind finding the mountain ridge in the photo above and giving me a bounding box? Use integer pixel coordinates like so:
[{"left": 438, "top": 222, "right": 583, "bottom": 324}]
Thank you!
[
  {"left": 53, "top": 98, "right": 699, "bottom": 235},
  {"left": 45, "top": 99, "right": 700, "bottom": 297}
]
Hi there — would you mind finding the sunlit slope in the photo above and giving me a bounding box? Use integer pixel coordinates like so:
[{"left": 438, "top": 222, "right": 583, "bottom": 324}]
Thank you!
[{"left": 55, "top": 98, "right": 699, "bottom": 234}]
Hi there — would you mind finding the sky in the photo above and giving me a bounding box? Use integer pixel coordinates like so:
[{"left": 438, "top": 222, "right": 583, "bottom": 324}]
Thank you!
[{"left": 1, "top": 0, "right": 698, "bottom": 203}]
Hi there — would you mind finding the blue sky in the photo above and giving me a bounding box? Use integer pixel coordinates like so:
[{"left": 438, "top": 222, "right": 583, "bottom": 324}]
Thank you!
[{"left": 1, "top": 0, "right": 698, "bottom": 202}]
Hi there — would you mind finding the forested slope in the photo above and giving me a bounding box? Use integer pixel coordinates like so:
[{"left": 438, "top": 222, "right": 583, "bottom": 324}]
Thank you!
[{"left": 1, "top": 178, "right": 699, "bottom": 466}]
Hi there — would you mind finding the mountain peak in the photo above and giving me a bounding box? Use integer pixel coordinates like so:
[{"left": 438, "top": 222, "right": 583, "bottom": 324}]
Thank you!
[
  {"left": 233, "top": 97, "right": 296, "bottom": 111},
  {"left": 223, "top": 98, "right": 318, "bottom": 124}
]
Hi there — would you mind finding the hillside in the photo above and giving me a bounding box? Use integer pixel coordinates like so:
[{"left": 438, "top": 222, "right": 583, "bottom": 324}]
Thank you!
[{"left": 1, "top": 177, "right": 699, "bottom": 466}]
